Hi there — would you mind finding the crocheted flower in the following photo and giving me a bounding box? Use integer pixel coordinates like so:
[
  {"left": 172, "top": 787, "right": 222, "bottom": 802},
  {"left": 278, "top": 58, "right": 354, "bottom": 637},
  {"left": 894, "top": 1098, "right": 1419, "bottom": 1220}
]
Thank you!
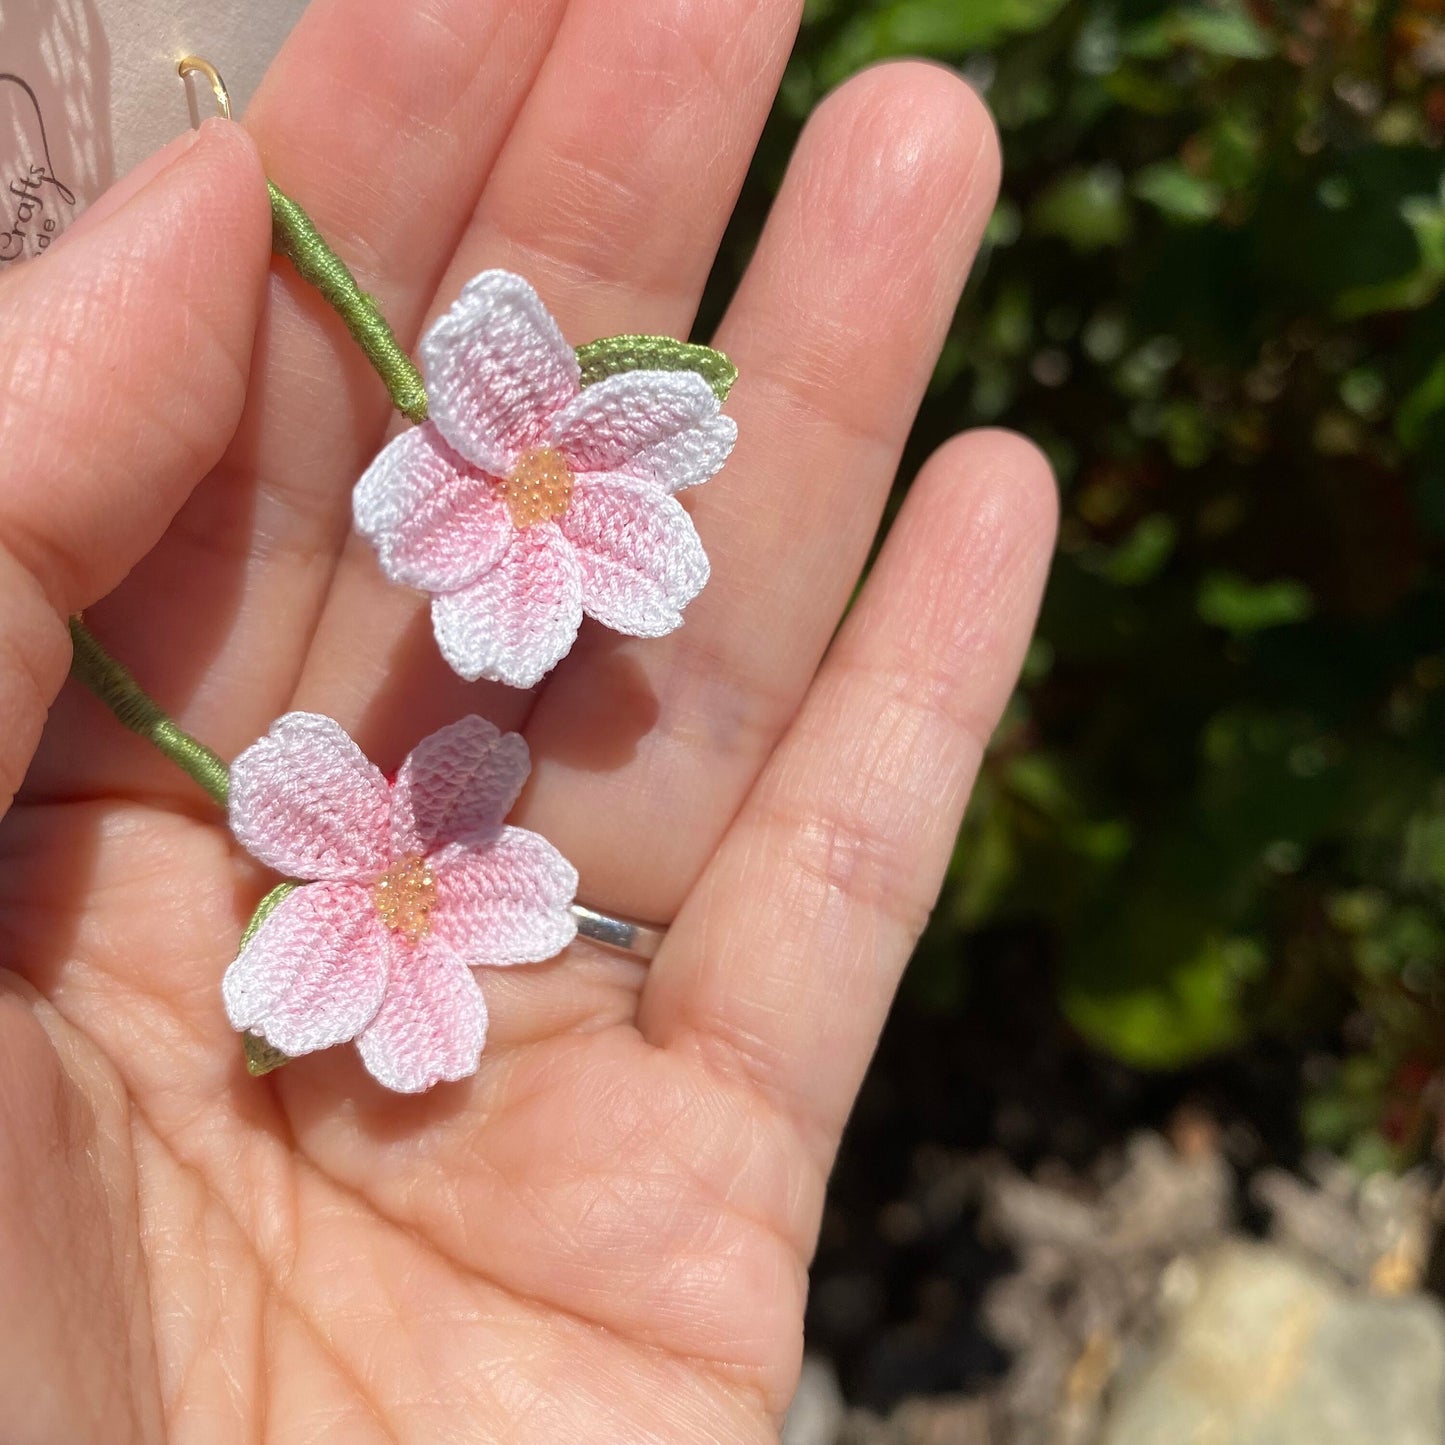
[
  {"left": 353, "top": 271, "right": 737, "bottom": 688},
  {"left": 222, "top": 712, "right": 577, "bottom": 1092}
]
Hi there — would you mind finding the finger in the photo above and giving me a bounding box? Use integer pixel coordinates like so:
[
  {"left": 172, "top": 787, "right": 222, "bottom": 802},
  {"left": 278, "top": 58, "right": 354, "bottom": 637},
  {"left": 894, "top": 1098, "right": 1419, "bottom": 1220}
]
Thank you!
[
  {"left": 0, "top": 121, "right": 266, "bottom": 611},
  {"left": 293, "top": 0, "right": 805, "bottom": 761},
  {"left": 69, "top": 0, "right": 573, "bottom": 754},
  {"left": 639, "top": 430, "right": 1057, "bottom": 1168},
  {"left": 517, "top": 63, "right": 1002, "bottom": 919},
  {"left": 440, "top": 0, "right": 805, "bottom": 341},
  {"left": 0, "top": 120, "right": 269, "bottom": 812}
]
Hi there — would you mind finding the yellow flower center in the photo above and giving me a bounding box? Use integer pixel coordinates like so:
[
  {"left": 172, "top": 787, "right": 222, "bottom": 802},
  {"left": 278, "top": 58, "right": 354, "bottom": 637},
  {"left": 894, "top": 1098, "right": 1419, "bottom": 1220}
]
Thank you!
[
  {"left": 371, "top": 854, "right": 437, "bottom": 945},
  {"left": 499, "top": 445, "right": 575, "bottom": 528}
]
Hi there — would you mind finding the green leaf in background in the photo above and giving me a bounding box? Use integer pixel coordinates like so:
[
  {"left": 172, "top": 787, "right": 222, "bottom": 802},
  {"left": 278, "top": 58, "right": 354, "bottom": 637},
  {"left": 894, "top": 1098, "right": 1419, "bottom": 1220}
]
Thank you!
[
  {"left": 1032, "top": 165, "right": 1132, "bottom": 251},
  {"left": 1303, "top": 1055, "right": 1395, "bottom": 1151},
  {"left": 1337, "top": 197, "right": 1445, "bottom": 317},
  {"left": 1064, "top": 932, "right": 1267, "bottom": 1067},
  {"left": 948, "top": 775, "right": 1020, "bottom": 930},
  {"left": 1123, "top": 0, "right": 1275, "bottom": 60},
  {"left": 1133, "top": 161, "right": 1224, "bottom": 223},
  {"left": 576, "top": 336, "right": 737, "bottom": 403},
  {"left": 1197, "top": 573, "right": 1314, "bottom": 634},
  {"left": 1084, "top": 514, "right": 1179, "bottom": 585},
  {"left": 1397, "top": 355, "right": 1445, "bottom": 450},
  {"left": 1256, "top": 147, "right": 1443, "bottom": 305},
  {"left": 1058, "top": 823, "right": 1270, "bottom": 1067},
  {"left": 1176, "top": 4, "right": 1273, "bottom": 59},
  {"left": 819, "top": 0, "right": 1073, "bottom": 82},
  {"left": 766, "top": 0, "right": 1445, "bottom": 1159}
]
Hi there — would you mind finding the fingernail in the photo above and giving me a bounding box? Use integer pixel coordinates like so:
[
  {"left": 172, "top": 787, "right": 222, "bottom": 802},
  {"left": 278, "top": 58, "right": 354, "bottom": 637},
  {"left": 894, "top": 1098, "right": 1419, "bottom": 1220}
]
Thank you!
[{"left": 53, "top": 124, "right": 206, "bottom": 251}]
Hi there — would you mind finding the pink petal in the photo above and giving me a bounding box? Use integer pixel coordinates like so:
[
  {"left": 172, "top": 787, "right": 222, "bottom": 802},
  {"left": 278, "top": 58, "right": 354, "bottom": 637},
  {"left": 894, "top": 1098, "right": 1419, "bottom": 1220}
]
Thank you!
[
  {"left": 430, "top": 827, "right": 579, "bottom": 966},
  {"left": 222, "top": 881, "right": 389, "bottom": 1056},
  {"left": 550, "top": 370, "right": 737, "bottom": 493},
  {"left": 420, "top": 271, "right": 580, "bottom": 474},
  {"left": 229, "top": 713, "right": 391, "bottom": 879},
  {"left": 561, "top": 476, "right": 710, "bottom": 637},
  {"left": 355, "top": 935, "right": 489, "bottom": 1093},
  {"left": 391, "top": 715, "right": 532, "bottom": 855},
  {"left": 353, "top": 423, "right": 513, "bottom": 592},
  {"left": 430, "top": 525, "right": 583, "bottom": 688}
]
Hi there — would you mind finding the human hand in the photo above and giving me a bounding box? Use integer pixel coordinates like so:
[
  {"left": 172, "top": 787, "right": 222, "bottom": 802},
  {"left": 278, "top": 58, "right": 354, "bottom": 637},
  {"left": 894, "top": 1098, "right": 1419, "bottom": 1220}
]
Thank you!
[{"left": 0, "top": 3, "right": 1056, "bottom": 1441}]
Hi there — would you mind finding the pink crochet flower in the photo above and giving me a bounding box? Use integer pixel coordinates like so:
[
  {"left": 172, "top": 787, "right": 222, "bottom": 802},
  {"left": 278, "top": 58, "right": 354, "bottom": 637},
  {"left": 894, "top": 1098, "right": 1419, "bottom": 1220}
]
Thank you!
[
  {"left": 222, "top": 712, "right": 577, "bottom": 1093},
  {"left": 353, "top": 271, "right": 737, "bottom": 688}
]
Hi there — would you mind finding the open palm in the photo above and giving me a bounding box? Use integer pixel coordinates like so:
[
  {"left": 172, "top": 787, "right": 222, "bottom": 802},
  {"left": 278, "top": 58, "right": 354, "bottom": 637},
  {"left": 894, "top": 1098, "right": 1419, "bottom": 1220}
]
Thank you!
[{"left": 0, "top": 2, "right": 1055, "bottom": 1440}]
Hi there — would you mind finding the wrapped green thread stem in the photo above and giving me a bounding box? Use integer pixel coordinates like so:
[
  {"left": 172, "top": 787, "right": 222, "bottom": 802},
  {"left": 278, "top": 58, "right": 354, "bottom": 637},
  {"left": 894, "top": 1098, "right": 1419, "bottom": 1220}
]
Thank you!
[
  {"left": 68, "top": 618, "right": 231, "bottom": 809},
  {"left": 268, "top": 182, "right": 429, "bottom": 425}
]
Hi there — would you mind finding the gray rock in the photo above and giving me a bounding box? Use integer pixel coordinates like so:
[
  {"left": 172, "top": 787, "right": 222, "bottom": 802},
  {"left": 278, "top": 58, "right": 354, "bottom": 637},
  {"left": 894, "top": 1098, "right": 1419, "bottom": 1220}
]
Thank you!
[
  {"left": 1254, "top": 1157, "right": 1434, "bottom": 1290},
  {"left": 979, "top": 1128, "right": 1233, "bottom": 1445},
  {"left": 1099, "top": 1242, "right": 1445, "bottom": 1445}
]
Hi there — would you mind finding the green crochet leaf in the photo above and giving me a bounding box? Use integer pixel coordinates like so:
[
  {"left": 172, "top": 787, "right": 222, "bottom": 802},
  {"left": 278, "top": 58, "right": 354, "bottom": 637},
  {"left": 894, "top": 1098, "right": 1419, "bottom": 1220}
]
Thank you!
[
  {"left": 240, "top": 880, "right": 299, "bottom": 946},
  {"left": 244, "top": 1032, "right": 291, "bottom": 1078},
  {"left": 576, "top": 334, "right": 737, "bottom": 403},
  {"left": 238, "top": 881, "right": 300, "bottom": 1077}
]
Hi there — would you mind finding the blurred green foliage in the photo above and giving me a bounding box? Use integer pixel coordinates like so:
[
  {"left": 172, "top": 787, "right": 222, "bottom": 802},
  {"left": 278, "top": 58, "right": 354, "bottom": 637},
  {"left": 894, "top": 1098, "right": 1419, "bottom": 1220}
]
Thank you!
[{"left": 709, "top": 0, "right": 1445, "bottom": 1163}]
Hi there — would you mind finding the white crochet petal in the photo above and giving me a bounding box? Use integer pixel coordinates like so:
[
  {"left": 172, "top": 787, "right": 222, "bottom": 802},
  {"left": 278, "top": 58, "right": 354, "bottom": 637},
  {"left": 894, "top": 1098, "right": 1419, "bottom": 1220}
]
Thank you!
[
  {"left": 430, "top": 525, "right": 584, "bottom": 688},
  {"left": 356, "top": 934, "right": 489, "bottom": 1093},
  {"left": 222, "top": 880, "right": 389, "bottom": 1057},
  {"left": 353, "top": 423, "right": 513, "bottom": 592},
  {"left": 562, "top": 475, "right": 709, "bottom": 636},
  {"left": 550, "top": 369, "right": 737, "bottom": 493},
  {"left": 430, "top": 827, "right": 579, "bottom": 966},
  {"left": 420, "top": 271, "right": 580, "bottom": 474},
  {"left": 229, "top": 713, "right": 392, "bottom": 880},
  {"left": 391, "top": 715, "right": 532, "bottom": 854}
]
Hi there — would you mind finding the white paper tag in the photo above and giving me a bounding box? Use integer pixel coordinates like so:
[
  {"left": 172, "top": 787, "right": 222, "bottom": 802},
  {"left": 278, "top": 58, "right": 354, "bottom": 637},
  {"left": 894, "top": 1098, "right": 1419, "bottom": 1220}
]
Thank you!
[{"left": 1, "top": 0, "right": 308, "bottom": 266}]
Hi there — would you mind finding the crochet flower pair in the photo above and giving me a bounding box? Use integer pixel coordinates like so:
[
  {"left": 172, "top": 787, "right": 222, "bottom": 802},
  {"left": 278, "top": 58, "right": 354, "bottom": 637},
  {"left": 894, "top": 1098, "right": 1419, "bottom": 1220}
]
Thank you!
[
  {"left": 62, "top": 117, "right": 742, "bottom": 1093},
  {"left": 354, "top": 271, "right": 737, "bottom": 688},
  {"left": 62, "top": 154, "right": 741, "bottom": 1093},
  {"left": 217, "top": 270, "right": 738, "bottom": 1091}
]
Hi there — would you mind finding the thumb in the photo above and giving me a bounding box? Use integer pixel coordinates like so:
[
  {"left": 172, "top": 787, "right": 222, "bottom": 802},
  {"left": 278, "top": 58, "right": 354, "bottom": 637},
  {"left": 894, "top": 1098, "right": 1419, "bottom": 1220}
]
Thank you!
[{"left": 0, "top": 116, "right": 271, "bottom": 814}]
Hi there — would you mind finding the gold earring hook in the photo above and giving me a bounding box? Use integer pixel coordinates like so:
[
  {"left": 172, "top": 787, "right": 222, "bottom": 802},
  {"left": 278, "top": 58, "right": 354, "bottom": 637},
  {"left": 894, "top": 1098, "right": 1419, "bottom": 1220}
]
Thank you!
[{"left": 177, "top": 56, "right": 231, "bottom": 121}]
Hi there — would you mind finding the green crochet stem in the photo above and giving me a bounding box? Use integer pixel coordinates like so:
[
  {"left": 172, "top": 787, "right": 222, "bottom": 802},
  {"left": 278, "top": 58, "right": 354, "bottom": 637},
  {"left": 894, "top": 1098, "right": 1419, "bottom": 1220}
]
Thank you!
[
  {"left": 268, "top": 179, "right": 744, "bottom": 431},
  {"left": 269, "top": 183, "right": 739, "bottom": 426},
  {"left": 68, "top": 622, "right": 300, "bottom": 1077},
  {"left": 67, "top": 618, "right": 231, "bottom": 809},
  {"left": 268, "top": 182, "right": 429, "bottom": 425},
  {"left": 68, "top": 621, "right": 297, "bottom": 1074}
]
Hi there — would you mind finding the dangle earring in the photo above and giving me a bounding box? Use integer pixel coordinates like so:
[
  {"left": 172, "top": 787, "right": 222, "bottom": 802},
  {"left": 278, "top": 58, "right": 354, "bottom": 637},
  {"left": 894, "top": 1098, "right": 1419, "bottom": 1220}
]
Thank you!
[{"left": 67, "top": 56, "right": 736, "bottom": 1092}]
